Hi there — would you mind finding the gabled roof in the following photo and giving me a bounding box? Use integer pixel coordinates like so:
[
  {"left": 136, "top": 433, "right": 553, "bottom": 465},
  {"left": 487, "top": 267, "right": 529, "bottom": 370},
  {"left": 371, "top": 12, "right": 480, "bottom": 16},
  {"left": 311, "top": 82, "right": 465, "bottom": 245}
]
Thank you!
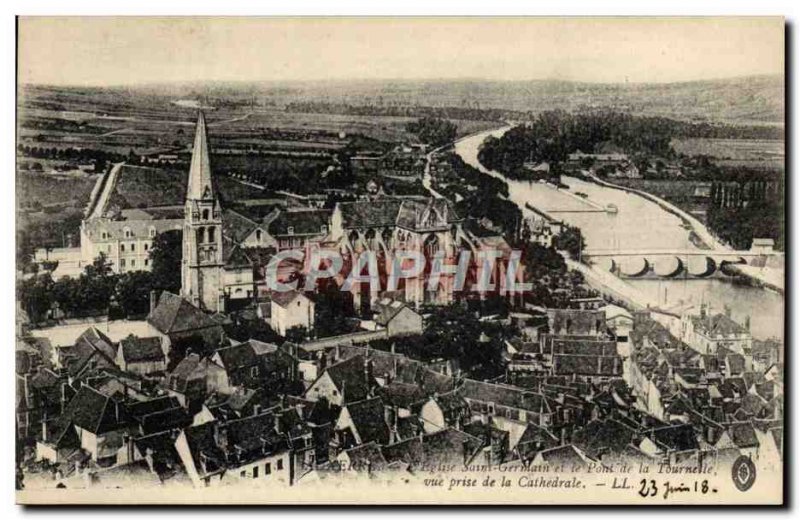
[
  {"left": 726, "top": 422, "right": 760, "bottom": 449},
  {"left": 462, "top": 379, "right": 552, "bottom": 415},
  {"left": 342, "top": 442, "right": 388, "bottom": 471},
  {"left": 222, "top": 238, "right": 253, "bottom": 269},
  {"left": 222, "top": 209, "right": 260, "bottom": 244},
  {"left": 535, "top": 445, "right": 594, "bottom": 467},
  {"left": 119, "top": 335, "right": 164, "bottom": 364},
  {"left": 574, "top": 419, "right": 637, "bottom": 459},
  {"left": 377, "top": 382, "right": 427, "bottom": 409},
  {"left": 382, "top": 428, "right": 482, "bottom": 468},
  {"left": 372, "top": 298, "right": 417, "bottom": 327},
  {"left": 343, "top": 397, "right": 391, "bottom": 446},
  {"left": 138, "top": 407, "right": 192, "bottom": 435},
  {"left": 337, "top": 197, "right": 460, "bottom": 231},
  {"left": 270, "top": 290, "right": 313, "bottom": 309},
  {"left": 63, "top": 385, "right": 130, "bottom": 435},
  {"left": 319, "top": 354, "right": 374, "bottom": 403},
  {"left": 553, "top": 354, "right": 622, "bottom": 377},
  {"left": 224, "top": 412, "right": 288, "bottom": 459},
  {"left": 181, "top": 422, "right": 226, "bottom": 478},
  {"left": 147, "top": 292, "right": 221, "bottom": 334},
  {"left": 648, "top": 424, "right": 699, "bottom": 453},
  {"left": 691, "top": 313, "right": 747, "bottom": 337},
  {"left": 268, "top": 209, "right": 331, "bottom": 236},
  {"left": 214, "top": 340, "right": 275, "bottom": 372},
  {"left": 127, "top": 395, "right": 180, "bottom": 417}
]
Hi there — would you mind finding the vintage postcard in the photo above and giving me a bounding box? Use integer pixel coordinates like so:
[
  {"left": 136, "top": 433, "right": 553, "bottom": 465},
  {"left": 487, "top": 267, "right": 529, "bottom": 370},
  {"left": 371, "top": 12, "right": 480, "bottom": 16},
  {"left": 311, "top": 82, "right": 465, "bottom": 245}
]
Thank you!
[{"left": 15, "top": 17, "right": 784, "bottom": 505}]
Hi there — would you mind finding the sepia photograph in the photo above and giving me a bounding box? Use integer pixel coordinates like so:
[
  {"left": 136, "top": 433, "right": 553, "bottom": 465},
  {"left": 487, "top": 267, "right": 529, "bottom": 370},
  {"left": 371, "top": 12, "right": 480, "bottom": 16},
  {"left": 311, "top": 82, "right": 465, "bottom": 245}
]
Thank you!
[{"left": 13, "top": 16, "right": 785, "bottom": 505}]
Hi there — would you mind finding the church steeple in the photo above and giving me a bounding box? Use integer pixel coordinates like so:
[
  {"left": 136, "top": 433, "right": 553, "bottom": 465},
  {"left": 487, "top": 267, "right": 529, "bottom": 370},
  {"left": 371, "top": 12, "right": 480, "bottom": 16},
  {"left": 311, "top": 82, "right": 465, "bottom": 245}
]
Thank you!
[
  {"left": 187, "top": 111, "right": 214, "bottom": 201},
  {"left": 181, "top": 110, "right": 225, "bottom": 313}
]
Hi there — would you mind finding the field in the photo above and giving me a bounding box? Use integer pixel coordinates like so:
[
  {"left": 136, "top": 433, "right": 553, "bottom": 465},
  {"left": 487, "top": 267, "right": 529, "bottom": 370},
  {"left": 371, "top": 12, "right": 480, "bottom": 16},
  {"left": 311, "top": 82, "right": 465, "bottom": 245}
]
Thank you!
[
  {"left": 15, "top": 77, "right": 784, "bottom": 256},
  {"left": 672, "top": 137, "right": 784, "bottom": 169}
]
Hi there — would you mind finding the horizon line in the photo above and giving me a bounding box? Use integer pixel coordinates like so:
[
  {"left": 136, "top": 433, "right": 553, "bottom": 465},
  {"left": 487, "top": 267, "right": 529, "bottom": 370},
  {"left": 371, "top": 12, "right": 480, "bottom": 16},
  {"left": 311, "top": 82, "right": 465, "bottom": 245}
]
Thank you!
[{"left": 18, "top": 72, "right": 784, "bottom": 90}]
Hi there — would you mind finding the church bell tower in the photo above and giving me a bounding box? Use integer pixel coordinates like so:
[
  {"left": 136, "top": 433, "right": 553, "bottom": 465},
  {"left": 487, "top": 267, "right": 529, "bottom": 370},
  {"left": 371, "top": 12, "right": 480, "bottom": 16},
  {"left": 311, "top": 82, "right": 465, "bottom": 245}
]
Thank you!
[{"left": 181, "top": 111, "right": 225, "bottom": 312}]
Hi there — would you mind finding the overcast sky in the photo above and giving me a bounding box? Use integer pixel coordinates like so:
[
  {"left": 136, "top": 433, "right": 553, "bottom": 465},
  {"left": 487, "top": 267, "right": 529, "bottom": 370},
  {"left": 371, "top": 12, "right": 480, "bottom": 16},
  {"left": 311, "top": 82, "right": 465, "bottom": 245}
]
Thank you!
[{"left": 18, "top": 17, "right": 784, "bottom": 86}]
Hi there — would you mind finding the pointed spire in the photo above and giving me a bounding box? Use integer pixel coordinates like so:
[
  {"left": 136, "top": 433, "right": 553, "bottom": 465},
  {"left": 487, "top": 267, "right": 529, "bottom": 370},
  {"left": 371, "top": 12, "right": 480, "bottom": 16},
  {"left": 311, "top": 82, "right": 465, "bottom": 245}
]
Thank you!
[{"left": 187, "top": 111, "right": 214, "bottom": 201}]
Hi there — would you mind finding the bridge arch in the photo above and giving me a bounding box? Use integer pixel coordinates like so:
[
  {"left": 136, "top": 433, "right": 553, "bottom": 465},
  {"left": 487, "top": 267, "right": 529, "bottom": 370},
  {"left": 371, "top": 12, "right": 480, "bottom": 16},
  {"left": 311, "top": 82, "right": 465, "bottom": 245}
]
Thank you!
[
  {"left": 618, "top": 257, "right": 650, "bottom": 277},
  {"left": 719, "top": 257, "right": 748, "bottom": 277},
  {"left": 652, "top": 256, "right": 684, "bottom": 278},
  {"left": 686, "top": 256, "right": 717, "bottom": 277}
]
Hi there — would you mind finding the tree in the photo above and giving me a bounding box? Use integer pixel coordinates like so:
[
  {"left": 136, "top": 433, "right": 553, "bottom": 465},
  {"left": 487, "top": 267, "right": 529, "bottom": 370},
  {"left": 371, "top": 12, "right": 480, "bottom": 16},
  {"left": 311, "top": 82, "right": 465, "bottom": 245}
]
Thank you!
[
  {"left": 17, "top": 274, "right": 54, "bottom": 323},
  {"left": 406, "top": 117, "right": 458, "bottom": 147},
  {"left": 149, "top": 230, "right": 182, "bottom": 293},
  {"left": 115, "top": 271, "right": 156, "bottom": 317},
  {"left": 284, "top": 326, "right": 309, "bottom": 343},
  {"left": 552, "top": 226, "right": 584, "bottom": 261}
]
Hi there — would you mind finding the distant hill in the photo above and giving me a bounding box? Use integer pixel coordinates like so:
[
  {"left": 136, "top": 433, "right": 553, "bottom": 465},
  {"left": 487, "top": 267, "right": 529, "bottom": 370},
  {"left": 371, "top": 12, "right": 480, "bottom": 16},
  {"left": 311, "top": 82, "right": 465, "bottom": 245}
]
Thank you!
[
  {"left": 20, "top": 74, "right": 784, "bottom": 125},
  {"left": 260, "top": 75, "right": 784, "bottom": 125}
]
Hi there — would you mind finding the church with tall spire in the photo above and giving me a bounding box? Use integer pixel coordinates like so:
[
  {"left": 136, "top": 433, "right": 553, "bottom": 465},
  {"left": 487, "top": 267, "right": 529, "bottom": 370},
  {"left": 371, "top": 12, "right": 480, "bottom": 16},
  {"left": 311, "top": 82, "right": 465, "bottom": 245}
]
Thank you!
[{"left": 181, "top": 111, "right": 225, "bottom": 312}]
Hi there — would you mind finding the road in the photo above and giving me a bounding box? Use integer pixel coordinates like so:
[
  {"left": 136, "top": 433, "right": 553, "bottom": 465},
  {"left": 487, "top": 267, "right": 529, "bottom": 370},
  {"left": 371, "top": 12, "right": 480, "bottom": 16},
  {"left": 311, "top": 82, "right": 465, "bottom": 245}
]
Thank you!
[{"left": 421, "top": 144, "right": 449, "bottom": 199}]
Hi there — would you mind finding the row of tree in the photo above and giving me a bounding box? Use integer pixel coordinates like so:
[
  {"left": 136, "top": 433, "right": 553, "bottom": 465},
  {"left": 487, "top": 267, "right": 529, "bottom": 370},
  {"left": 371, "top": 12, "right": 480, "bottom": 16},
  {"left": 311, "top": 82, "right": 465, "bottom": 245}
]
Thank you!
[{"left": 17, "top": 232, "right": 181, "bottom": 324}]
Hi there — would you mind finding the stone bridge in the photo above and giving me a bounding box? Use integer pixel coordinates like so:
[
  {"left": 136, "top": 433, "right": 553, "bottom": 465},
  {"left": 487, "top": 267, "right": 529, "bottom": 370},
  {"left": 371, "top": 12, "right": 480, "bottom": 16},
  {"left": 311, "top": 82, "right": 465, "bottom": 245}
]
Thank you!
[{"left": 582, "top": 248, "right": 783, "bottom": 279}]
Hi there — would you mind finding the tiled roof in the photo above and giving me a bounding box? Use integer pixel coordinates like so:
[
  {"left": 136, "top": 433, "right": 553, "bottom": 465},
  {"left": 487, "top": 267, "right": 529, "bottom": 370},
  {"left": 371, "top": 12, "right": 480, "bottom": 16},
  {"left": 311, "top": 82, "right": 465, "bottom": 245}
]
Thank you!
[
  {"left": 222, "top": 209, "right": 259, "bottom": 244},
  {"left": 553, "top": 354, "right": 622, "bottom": 376},
  {"left": 691, "top": 313, "right": 747, "bottom": 337},
  {"left": 338, "top": 199, "right": 403, "bottom": 228},
  {"left": 462, "top": 379, "right": 551, "bottom": 415},
  {"left": 726, "top": 422, "right": 760, "bottom": 448},
  {"left": 382, "top": 428, "right": 482, "bottom": 468},
  {"left": 270, "top": 290, "right": 312, "bottom": 309},
  {"left": 128, "top": 396, "right": 182, "bottom": 419},
  {"left": 535, "top": 445, "right": 593, "bottom": 467},
  {"left": 64, "top": 385, "right": 129, "bottom": 435},
  {"left": 268, "top": 209, "right": 331, "bottom": 236},
  {"left": 574, "top": 419, "right": 637, "bottom": 459},
  {"left": 138, "top": 406, "right": 192, "bottom": 435},
  {"left": 372, "top": 298, "right": 415, "bottom": 326},
  {"left": 649, "top": 424, "right": 699, "bottom": 453},
  {"left": 320, "top": 355, "right": 373, "bottom": 404},
  {"left": 119, "top": 335, "right": 164, "bottom": 364},
  {"left": 182, "top": 422, "right": 226, "bottom": 478},
  {"left": 342, "top": 442, "right": 388, "bottom": 471},
  {"left": 147, "top": 291, "right": 221, "bottom": 334},
  {"left": 343, "top": 397, "right": 391, "bottom": 446},
  {"left": 224, "top": 412, "right": 288, "bottom": 460},
  {"left": 377, "top": 382, "right": 427, "bottom": 409}
]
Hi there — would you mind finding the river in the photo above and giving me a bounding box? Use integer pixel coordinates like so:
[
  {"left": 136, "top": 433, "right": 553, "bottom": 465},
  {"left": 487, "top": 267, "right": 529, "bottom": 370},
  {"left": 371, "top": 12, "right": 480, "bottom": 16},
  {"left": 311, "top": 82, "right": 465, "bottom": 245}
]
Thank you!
[{"left": 454, "top": 128, "right": 784, "bottom": 341}]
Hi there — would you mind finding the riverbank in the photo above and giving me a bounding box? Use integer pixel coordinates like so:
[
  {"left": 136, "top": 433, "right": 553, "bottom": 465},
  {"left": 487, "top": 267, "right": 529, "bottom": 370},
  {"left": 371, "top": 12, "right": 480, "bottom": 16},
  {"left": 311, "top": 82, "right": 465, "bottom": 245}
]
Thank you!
[{"left": 582, "top": 172, "right": 726, "bottom": 251}]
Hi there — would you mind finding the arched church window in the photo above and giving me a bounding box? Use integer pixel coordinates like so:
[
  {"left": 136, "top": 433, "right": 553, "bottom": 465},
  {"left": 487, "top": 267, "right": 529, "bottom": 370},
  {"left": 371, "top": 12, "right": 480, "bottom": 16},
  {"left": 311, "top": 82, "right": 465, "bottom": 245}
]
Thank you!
[
  {"left": 197, "top": 227, "right": 205, "bottom": 244},
  {"left": 202, "top": 209, "right": 210, "bottom": 220},
  {"left": 207, "top": 227, "right": 216, "bottom": 243},
  {"left": 256, "top": 229, "right": 262, "bottom": 242}
]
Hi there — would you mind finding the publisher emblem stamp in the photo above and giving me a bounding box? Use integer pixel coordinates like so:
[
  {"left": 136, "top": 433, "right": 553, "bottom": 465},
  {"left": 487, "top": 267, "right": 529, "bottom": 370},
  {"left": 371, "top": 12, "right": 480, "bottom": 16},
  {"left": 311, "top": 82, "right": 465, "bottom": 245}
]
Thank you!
[{"left": 732, "top": 456, "right": 757, "bottom": 492}]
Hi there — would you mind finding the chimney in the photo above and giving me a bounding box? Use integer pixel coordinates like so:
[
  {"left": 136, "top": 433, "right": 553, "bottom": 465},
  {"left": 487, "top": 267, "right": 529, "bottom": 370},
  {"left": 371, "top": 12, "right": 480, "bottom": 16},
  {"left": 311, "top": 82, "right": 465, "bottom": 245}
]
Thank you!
[{"left": 149, "top": 290, "right": 158, "bottom": 314}]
